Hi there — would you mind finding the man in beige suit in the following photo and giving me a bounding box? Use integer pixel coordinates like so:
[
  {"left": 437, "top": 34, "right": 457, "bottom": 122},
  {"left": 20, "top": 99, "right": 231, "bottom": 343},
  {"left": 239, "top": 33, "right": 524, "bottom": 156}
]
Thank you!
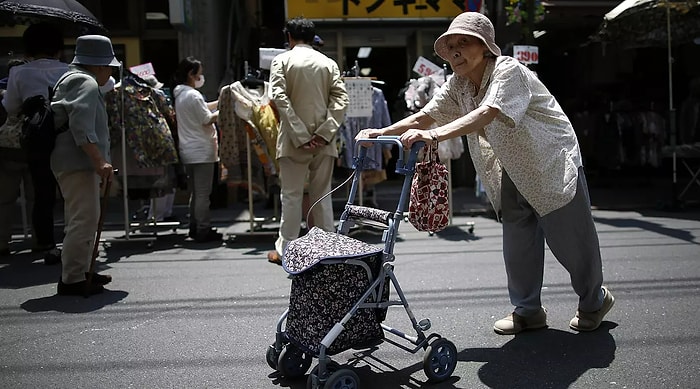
[{"left": 267, "top": 16, "right": 349, "bottom": 264}]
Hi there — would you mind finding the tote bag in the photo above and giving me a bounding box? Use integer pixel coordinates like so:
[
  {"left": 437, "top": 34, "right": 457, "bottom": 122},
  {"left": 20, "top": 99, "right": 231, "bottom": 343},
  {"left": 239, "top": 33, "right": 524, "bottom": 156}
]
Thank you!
[{"left": 408, "top": 143, "right": 450, "bottom": 232}]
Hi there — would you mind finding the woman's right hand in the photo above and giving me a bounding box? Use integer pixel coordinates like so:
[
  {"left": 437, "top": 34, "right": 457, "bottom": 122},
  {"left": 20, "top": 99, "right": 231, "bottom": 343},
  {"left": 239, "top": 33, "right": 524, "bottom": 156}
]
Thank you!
[{"left": 356, "top": 128, "right": 384, "bottom": 141}]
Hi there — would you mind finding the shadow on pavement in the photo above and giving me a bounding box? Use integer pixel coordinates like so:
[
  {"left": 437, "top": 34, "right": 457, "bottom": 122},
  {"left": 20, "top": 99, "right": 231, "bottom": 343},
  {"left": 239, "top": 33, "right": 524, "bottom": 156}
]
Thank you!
[
  {"left": 0, "top": 253, "right": 61, "bottom": 289},
  {"left": 264, "top": 324, "right": 617, "bottom": 388},
  {"left": 20, "top": 289, "right": 128, "bottom": 313},
  {"left": 594, "top": 215, "right": 700, "bottom": 244},
  {"left": 433, "top": 225, "right": 480, "bottom": 242},
  {"left": 268, "top": 344, "right": 461, "bottom": 389},
  {"left": 458, "top": 323, "right": 617, "bottom": 388}
]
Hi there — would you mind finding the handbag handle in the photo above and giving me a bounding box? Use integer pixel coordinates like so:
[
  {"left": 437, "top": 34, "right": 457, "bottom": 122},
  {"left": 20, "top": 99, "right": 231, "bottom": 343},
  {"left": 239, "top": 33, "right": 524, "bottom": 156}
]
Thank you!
[{"left": 425, "top": 141, "right": 440, "bottom": 164}]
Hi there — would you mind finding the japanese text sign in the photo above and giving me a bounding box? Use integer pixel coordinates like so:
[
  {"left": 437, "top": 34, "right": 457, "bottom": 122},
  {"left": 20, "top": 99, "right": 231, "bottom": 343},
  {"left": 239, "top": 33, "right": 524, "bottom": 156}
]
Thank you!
[
  {"left": 513, "top": 45, "right": 539, "bottom": 65},
  {"left": 286, "top": 0, "right": 466, "bottom": 19},
  {"left": 345, "top": 78, "right": 374, "bottom": 117}
]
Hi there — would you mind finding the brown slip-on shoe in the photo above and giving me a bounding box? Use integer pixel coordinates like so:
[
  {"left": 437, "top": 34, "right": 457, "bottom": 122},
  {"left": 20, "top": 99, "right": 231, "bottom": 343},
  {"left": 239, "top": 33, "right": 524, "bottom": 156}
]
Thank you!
[
  {"left": 570, "top": 286, "right": 615, "bottom": 332},
  {"left": 85, "top": 272, "right": 112, "bottom": 286},
  {"left": 494, "top": 307, "right": 548, "bottom": 335},
  {"left": 57, "top": 279, "right": 104, "bottom": 296},
  {"left": 267, "top": 250, "right": 282, "bottom": 266}
]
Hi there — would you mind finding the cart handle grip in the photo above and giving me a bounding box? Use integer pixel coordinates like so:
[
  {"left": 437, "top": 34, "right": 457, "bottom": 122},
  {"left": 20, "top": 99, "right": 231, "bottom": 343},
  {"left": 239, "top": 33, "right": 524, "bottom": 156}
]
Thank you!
[
  {"left": 344, "top": 205, "right": 392, "bottom": 226},
  {"left": 355, "top": 136, "right": 425, "bottom": 172}
]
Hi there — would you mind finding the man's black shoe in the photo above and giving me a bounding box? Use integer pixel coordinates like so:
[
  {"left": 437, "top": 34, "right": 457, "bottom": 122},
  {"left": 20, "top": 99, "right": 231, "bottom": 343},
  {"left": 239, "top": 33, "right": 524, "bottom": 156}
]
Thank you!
[
  {"left": 57, "top": 279, "right": 104, "bottom": 296},
  {"left": 194, "top": 229, "right": 223, "bottom": 243},
  {"left": 44, "top": 248, "right": 62, "bottom": 266},
  {"left": 85, "top": 272, "right": 112, "bottom": 285}
]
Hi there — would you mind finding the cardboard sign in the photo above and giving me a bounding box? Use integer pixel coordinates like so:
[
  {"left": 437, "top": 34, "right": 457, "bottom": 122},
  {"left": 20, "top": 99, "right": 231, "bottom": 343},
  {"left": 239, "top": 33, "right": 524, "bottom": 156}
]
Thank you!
[
  {"left": 259, "top": 48, "right": 287, "bottom": 70},
  {"left": 513, "top": 45, "right": 539, "bottom": 65},
  {"left": 129, "top": 62, "right": 156, "bottom": 77},
  {"left": 412, "top": 56, "right": 442, "bottom": 78}
]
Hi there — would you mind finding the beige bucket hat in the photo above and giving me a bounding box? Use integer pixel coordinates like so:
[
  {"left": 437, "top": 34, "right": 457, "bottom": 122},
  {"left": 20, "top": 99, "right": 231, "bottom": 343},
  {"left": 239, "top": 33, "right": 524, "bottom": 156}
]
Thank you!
[{"left": 434, "top": 12, "right": 501, "bottom": 60}]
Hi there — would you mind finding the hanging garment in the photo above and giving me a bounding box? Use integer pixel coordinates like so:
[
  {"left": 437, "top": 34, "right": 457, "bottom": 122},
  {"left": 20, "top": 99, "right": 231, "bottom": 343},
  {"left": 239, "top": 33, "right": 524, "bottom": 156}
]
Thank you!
[
  {"left": 403, "top": 77, "right": 464, "bottom": 161},
  {"left": 339, "top": 87, "right": 392, "bottom": 170},
  {"left": 104, "top": 73, "right": 178, "bottom": 168},
  {"left": 217, "top": 85, "right": 248, "bottom": 187},
  {"left": 641, "top": 110, "right": 666, "bottom": 168},
  {"left": 217, "top": 82, "right": 270, "bottom": 196},
  {"left": 229, "top": 80, "right": 279, "bottom": 176}
]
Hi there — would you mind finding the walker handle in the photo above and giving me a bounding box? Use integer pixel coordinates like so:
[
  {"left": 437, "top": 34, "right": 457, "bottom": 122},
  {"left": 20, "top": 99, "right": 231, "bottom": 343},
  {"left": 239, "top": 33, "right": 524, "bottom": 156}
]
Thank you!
[{"left": 354, "top": 136, "right": 425, "bottom": 173}]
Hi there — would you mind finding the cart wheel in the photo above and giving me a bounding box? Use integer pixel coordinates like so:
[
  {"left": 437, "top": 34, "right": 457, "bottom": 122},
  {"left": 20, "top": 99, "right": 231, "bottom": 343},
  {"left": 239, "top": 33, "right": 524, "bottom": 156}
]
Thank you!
[
  {"left": 306, "top": 361, "right": 341, "bottom": 389},
  {"left": 423, "top": 338, "right": 457, "bottom": 383},
  {"left": 277, "top": 343, "right": 313, "bottom": 378},
  {"left": 324, "top": 369, "right": 360, "bottom": 389},
  {"left": 266, "top": 343, "right": 279, "bottom": 370}
]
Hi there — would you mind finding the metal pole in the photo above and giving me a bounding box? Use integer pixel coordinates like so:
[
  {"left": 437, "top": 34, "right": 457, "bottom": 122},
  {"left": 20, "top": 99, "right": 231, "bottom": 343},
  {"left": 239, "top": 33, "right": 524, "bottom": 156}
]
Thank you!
[{"left": 667, "top": 1, "right": 678, "bottom": 208}]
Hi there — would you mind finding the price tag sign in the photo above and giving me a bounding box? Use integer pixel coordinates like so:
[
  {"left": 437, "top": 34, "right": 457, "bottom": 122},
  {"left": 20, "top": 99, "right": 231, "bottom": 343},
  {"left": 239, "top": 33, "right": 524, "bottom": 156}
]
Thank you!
[
  {"left": 412, "top": 56, "right": 443, "bottom": 78},
  {"left": 513, "top": 45, "right": 539, "bottom": 64},
  {"left": 129, "top": 62, "right": 156, "bottom": 77}
]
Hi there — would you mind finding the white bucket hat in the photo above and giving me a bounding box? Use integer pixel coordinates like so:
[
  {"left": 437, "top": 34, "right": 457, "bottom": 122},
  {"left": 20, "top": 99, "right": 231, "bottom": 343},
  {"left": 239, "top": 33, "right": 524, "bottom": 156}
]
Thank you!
[
  {"left": 71, "top": 35, "right": 120, "bottom": 67},
  {"left": 434, "top": 12, "right": 501, "bottom": 61},
  {"left": 142, "top": 74, "right": 164, "bottom": 89}
]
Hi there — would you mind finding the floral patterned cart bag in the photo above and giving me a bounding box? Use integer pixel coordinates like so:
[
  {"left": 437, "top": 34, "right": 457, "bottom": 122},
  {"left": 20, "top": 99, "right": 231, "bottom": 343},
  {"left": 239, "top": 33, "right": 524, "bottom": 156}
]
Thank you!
[{"left": 283, "top": 227, "right": 386, "bottom": 355}]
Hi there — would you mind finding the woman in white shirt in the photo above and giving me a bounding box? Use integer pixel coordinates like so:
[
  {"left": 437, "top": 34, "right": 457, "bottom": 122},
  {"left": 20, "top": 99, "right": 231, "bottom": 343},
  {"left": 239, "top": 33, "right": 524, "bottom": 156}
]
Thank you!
[{"left": 172, "top": 56, "right": 222, "bottom": 243}]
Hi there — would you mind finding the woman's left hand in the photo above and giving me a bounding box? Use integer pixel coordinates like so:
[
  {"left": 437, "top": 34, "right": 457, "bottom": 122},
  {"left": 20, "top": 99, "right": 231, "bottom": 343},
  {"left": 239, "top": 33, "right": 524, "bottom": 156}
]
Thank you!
[{"left": 399, "top": 129, "right": 430, "bottom": 148}]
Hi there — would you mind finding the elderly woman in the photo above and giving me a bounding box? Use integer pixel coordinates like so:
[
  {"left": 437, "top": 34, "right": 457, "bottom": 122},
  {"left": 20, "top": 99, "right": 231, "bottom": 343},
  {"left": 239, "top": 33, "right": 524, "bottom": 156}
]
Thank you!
[
  {"left": 51, "top": 35, "right": 118, "bottom": 296},
  {"left": 357, "top": 12, "right": 614, "bottom": 334}
]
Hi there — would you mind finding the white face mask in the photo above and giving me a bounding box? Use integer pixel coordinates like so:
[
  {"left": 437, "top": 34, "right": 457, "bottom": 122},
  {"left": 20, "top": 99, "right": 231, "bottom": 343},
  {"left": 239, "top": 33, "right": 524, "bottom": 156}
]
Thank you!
[
  {"left": 194, "top": 75, "right": 205, "bottom": 89},
  {"left": 100, "top": 76, "right": 116, "bottom": 94}
]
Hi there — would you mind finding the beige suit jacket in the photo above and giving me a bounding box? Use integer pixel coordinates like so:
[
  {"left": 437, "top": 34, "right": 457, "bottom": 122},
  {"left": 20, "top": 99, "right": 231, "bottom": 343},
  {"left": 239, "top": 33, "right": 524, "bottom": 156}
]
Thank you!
[{"left": 269, "top": 44, "right": 348, "bottom": 159}]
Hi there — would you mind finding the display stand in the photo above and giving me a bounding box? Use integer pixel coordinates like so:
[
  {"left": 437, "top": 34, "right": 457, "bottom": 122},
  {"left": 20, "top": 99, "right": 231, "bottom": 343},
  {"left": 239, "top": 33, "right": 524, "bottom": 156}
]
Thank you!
[
  {"left": 341, "top": 65, "right": 384, "bottom": 236},
  {"left": 105, "top": 64, "right": 173, "bottom": 248},
  {"left": 227, "top": 61, "right": 279, "bottom": 240},
  {"left": 228, "top": 130, "right": 279, "bottom": 239}
]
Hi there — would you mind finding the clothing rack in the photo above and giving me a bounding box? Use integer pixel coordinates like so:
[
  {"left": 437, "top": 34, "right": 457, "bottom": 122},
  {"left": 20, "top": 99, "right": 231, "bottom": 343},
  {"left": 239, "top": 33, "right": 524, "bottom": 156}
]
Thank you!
[
  {"left": 106, "top": 65, "right": 175, "bottom": 247},
  {"left": 340, "top": 74, "right": 379, "bottom": 208},
  {"left": 340, "top": 74, "right": 389, "bottom": 236}
]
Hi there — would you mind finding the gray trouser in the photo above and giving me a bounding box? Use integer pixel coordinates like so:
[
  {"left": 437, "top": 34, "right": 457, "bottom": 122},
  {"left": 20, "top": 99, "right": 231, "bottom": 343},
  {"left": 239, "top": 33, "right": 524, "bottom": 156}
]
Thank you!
[
  {"left": 185, "top": 162, "right": 215, "bottom": 233},
  {"left": 501, "top": 167, "right": 604, "bottom": 315},
  {"left": 0, "top": 159, "right": 34, "bottom": 250}
]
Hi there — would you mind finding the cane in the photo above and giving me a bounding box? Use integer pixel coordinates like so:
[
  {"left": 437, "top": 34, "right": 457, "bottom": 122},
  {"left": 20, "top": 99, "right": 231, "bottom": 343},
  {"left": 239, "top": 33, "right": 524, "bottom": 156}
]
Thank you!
[{"left": 85, "top": 176, "right": 112, "bottom": 297}]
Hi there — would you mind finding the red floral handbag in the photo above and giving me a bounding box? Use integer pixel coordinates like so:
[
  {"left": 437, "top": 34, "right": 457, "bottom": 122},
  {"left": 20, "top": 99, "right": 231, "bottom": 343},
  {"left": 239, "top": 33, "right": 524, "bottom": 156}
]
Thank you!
[{"left": 408, "top": 142, "right": 450, "bottom": 232}]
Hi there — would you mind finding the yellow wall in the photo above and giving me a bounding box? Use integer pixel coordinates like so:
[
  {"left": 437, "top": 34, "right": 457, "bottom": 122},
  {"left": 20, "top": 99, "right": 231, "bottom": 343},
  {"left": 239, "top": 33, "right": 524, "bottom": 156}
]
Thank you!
[
  {"left": 111, "top": 37, "right": 141, "bottom": 67},
  {"left": 286, "top": 0, "right": 461, "bottom": 19},
  {"left": 0, "top": 25, "right": 25, "bottom": 37}
]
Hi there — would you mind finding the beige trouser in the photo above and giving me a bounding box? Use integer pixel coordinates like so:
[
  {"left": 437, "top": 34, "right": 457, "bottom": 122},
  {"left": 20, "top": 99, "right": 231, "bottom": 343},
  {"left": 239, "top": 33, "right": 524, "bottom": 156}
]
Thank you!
[
  {"left": 55, "top": 170, "right": 100, "bottom": 284},
  {"left": 275, "top": 153, "right": 335, "bottom": 255}
]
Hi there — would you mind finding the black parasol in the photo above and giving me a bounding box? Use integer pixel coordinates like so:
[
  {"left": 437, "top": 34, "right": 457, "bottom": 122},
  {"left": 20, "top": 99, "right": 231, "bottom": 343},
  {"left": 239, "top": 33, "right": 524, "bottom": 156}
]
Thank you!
[
  {"left": 598, "top": 0, "right": 700, "bottom": 48},
  {"left": 597, "top": 0, "right": 700, "bottom": 207},
  {"left": 0, "top": 0, "right": 106, "bottom": 34}
]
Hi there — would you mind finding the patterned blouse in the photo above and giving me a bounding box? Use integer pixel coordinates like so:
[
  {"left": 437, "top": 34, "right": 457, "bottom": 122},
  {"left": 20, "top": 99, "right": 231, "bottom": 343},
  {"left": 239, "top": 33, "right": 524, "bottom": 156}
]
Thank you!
[
  {"left": 423, "top": 56, "right": 582, "bottom": 216},
  {"left": 105, "top": 75, "right": 179, "bottom": 168}
]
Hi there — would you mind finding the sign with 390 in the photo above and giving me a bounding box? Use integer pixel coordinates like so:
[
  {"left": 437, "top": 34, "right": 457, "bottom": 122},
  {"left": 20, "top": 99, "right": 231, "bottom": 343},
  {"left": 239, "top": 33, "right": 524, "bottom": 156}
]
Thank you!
[{"left": 513, "top": 45, "right": 539, "bottom": 65}]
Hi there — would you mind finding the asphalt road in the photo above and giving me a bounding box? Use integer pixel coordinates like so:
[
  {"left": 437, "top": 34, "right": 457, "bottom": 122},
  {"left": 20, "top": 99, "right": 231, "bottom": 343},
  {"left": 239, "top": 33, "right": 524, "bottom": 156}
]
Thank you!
[{"left": 1, "top": 208, "right": 699, "bottom": 389}]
